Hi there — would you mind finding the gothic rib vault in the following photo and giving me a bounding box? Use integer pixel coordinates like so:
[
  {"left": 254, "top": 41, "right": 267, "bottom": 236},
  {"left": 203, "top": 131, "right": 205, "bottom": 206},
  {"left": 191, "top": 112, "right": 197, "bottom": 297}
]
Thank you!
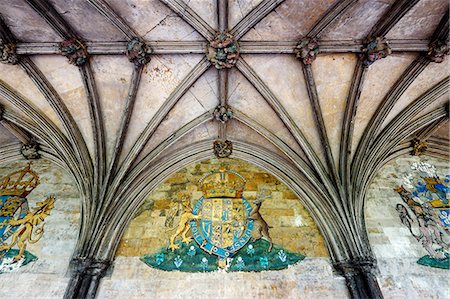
[{"left": 0, "top": 0, "right": 448, "bottom": 298}]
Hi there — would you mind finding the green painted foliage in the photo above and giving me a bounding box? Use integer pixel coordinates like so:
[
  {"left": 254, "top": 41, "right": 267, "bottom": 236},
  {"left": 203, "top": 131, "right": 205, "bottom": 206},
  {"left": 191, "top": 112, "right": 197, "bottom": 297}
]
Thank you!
[
  {"left": 141, "top": 239, "right": 305, "bottom": 272},
  {"left": 417, "top": 253, "right": 450, "bottom": 270},
  {"left": 141, "top": 242, "right": 218, "bottom": 272},
  {"left": 0, "top": 249, "right": 38, "bottom": 274}
]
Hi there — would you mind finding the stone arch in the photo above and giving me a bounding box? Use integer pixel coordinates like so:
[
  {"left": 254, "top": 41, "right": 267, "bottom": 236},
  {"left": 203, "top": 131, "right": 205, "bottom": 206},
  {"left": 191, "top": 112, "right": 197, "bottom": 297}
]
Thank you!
[
  {"left": 98, "top": 140, "right": 350, "bottom": 263},
  {"left": 96, "top": 151, "right": 349, "bottom": 298}
]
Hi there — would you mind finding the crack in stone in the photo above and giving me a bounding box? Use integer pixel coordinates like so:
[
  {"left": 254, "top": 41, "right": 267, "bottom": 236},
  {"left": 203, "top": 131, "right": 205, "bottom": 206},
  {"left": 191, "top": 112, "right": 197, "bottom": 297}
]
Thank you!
[
  {"left": 188, "top": 90, "right": 208, "bottom": 112},
  {"left": 143, "top": 13, "right": 178, "bottom": 37},
  {"left": 237, "top": 0, "right": 245, "bottom": 21}
]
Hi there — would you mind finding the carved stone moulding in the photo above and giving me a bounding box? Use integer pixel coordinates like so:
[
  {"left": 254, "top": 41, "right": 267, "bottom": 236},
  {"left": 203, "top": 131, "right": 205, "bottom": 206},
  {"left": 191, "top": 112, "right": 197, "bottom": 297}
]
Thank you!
[
  {"left": 213, "top": 140, "right": 233, "bottom": 158},
  {"left": 0, "top": 39, "right": 18, "bottom": 65},
  {"left": 60, "top": 39, "right": 88, "bottom": 66},
  {"left": 126, "top": 38, "right": 152, "bottom": 66},
  {"left": 294, "top": 38, "right": 319, "bottom": 65},
  {"left": 334, "top": 256, "right": 377, "bottom": 275},
  {"left": 207, "top": 32, "right": 239, "bottom": 69},
  {"left": 411, "top": 138, "right": 428, "bottom": 156},
  {"left": 362, "top": 37, "right": 392, "bottom": 67},
  {"left": 427, "top": 39, "right": 449, "bottom": 63},
  {"left": 334, "top": 256, "right": 383, "bottom": 299},
  {"left": 213, "top": 105, "right": 233, "bottom": 123}
]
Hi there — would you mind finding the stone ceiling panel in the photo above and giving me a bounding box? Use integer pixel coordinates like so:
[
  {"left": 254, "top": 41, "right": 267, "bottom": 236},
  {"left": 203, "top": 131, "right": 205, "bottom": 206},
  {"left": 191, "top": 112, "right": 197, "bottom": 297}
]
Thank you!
[
  {"left": 241, "top": 54, "right": 325, "bottom": 165},
  {"left": 107, "top": 0, "right": 203, "bottom": 41},
  {"left": 227, "top": 119, "right": 289, "bottom": 158},
  {"left": 0, "top": 0, "right": 62, "bottom": 42},
  {"left": 352, "top": 53, "right": 419, "bottom": 157},
  {"left": 184, "top": 0, "right": 218, "bottom": 31},
  {"left": 48, "top": 0, "right": 125, "bottom": 41},
  {"left": 240, "top": 0, "right": 335, "bottom": 41},
  {"left": 433, "top": 119, "right": 449, "bottom": 140},
  {"left": 227, "top": 68, "right": 305, "bottom": 157},
  {"left": 386, "top": 0, "right": 448, "bottom": 40},
  {"left": 312, "top": 53, "right": 358, "bottom": 169},
  {"left": 150, "top": 120, "right": 219, "bottom": 161},
  {"left": 120, "top": 54, "right": 204, "bottom": 159},
  {"left": 320, "top": 0, "right": 395, "bottom": 40},
  {"left": 229, "top": 0, "right": 263, "bottom": 29},
  {"left": 132, "top": 67, "right": 218, "bottom": 163},
  {"left": 0, "top": 125, "right": 18, "bottom": 145}
]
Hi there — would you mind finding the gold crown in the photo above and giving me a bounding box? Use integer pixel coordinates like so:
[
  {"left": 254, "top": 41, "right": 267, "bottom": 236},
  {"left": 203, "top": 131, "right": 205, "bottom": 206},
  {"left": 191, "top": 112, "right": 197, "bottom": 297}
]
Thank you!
[
  {"left": 0, "top": 163, "right": 40, "bottom": 197},
  {"left": 198, "top": 167, "right": 246, "bottom": 198},
  {"left": 428, "top": 198, "right": 450, "bottom": 209}
]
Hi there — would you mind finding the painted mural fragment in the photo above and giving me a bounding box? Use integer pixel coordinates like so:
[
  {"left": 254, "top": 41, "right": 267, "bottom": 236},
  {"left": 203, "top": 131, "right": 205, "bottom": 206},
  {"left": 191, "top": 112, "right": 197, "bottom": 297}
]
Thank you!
[
  {"left": 0, "top": 163, "right": 55, "bottom": 273},
  {"left": 141, "top": 167, "right": 305, "bottom": 272},
  {"left": 394, "top": 162, "right": 450, "bottom": 269}
]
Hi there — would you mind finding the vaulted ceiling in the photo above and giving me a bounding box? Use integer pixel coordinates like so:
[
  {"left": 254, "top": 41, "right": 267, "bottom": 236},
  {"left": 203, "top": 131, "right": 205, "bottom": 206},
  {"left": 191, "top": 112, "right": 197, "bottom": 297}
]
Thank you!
[
  {"left": 0, "top": 0, "right": 448, "bottom": 274},
  {"left": 0, "top": 0, "right": 448, "bottom": 165}
]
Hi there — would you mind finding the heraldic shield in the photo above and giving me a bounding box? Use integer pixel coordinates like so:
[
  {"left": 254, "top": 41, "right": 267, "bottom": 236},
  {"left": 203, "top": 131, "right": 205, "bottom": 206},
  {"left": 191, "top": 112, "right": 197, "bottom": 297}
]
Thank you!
[
  {"left": 0, "top": 195, "right": 29, "bottom": 245},
  {"left": 0, "top": 163, "right": 56, "bottom": 272},
  {"left": 0, "top": 164, "right": 37, "bottom": 250},
  {"left": 189, "top": 168, "right": 254, "bottom": 259}
]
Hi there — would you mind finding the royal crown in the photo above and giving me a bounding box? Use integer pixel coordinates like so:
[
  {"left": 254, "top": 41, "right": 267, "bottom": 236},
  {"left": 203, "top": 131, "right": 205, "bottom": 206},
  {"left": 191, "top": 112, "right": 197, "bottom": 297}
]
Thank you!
[
  {"left": 198, "top": 167, "right": 246, "bottom": 198},
  {"left": 0, "top": 163, "right": 40, "bottom": 197}
]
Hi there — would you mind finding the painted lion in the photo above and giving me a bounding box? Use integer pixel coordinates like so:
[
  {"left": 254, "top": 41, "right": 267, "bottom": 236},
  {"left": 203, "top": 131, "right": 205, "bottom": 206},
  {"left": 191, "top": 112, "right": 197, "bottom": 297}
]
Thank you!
[{"left": 0, "top": 196, "right": 55, "bottom": 262}]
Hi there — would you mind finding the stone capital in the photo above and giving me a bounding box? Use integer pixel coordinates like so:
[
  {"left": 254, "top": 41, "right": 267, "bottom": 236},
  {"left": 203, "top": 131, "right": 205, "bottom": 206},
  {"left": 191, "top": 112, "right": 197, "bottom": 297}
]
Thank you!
[
  {"left": 334, "top": 257, "right": 383, "bottom": 299},
  {"left": 73, "top": 258, "right": 110, "bottom": 276},
  {"left": 64, "top": 257, "right": 111, "bottom": 299},
  {"left": 334, "top": 256, "right": 378, "bottom": 277}
]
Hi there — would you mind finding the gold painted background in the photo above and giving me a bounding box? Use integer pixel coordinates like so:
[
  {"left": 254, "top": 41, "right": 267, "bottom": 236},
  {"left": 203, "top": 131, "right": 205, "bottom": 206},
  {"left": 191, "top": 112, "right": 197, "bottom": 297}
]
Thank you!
[{"left": 116, "top": 158, "right": 327, "bottom": 257}]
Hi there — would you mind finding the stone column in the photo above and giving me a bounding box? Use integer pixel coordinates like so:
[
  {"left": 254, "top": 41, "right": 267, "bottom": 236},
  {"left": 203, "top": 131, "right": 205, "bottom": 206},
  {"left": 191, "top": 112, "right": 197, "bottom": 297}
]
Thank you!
[
  {"left": 64, "top": 258, "right": 110, "bottom": 299},
  {"left": 335, "top": 257, "right": 384, "bottom": 299}
]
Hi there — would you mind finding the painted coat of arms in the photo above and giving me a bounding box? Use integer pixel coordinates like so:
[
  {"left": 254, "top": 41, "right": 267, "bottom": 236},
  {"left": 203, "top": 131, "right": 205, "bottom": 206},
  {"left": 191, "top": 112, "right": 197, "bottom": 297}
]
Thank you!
[
  {"left": 0, "top": 164, "right": 55, "bottom": 273},
  {"left": 394, "top": 162, "right": 450, "bottom": 269},
  {"left": 189, "top": 168, "right": 254, "bottom": 265},
  {"left": 141, "top": 167, "right": 304, "bottom": 272}
]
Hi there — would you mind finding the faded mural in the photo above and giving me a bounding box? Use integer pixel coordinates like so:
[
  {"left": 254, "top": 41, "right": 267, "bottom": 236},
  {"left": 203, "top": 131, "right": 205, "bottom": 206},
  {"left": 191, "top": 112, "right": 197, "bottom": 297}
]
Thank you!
[
  {"left": 117, "top": 158, "right": 328, "bottom": 272},
  {"left": 394, "top": 162, "right": 449, "bottom": 269},
  {"left": 0, "top": 163, "right": 55, "bottom": 273}
]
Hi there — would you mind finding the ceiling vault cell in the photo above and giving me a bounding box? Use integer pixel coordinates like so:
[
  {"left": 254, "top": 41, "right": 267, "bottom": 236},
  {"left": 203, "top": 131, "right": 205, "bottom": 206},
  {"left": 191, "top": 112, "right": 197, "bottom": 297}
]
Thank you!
[{"left": 0, "top": 0, "right": 448, "bottom": 299}]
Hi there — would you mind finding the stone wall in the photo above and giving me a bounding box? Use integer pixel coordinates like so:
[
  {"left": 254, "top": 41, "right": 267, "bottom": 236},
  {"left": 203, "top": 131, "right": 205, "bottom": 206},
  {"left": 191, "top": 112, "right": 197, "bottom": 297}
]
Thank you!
[
  {"left": 366, "top": 155, "right": 449, "bottom": 299},
  {"left": 98, "top": 257, "right": 349, "bottom": 299},
  {"left": 0, "top": 158, "right": 80, "bottom": 299},
  {"left": 2, "top": 154, "right": 447, "bottom": 298},
  {"left": 98, "top": 158, "right": 349, "bottom": 299}
]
